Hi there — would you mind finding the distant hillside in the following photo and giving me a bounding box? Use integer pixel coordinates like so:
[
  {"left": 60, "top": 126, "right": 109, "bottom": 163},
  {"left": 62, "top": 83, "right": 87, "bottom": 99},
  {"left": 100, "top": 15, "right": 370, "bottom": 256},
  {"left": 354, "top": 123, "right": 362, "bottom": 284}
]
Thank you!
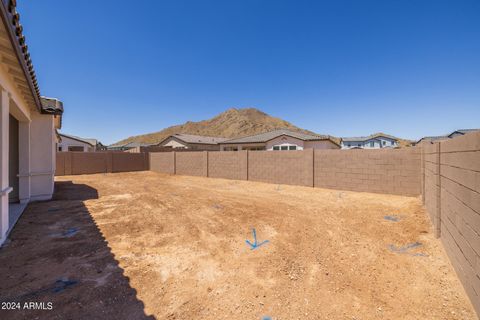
[{"left": 112, "top": 108, "right": 320, "bottom": 146}]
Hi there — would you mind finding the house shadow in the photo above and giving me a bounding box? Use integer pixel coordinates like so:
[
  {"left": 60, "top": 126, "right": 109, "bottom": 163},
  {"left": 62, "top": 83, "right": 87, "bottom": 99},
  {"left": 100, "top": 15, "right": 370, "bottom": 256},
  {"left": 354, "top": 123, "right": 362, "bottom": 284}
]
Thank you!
[{"left": 0, "top": 181, "right": 156, "bottom": 320}]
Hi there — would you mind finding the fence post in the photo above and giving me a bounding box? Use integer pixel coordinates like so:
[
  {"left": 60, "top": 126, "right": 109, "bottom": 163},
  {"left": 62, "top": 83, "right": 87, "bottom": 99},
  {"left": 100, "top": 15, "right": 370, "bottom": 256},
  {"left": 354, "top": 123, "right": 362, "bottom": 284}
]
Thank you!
[
  {"left": 204, "top": 151, "right": 209, "bottom": 177},
  {"left": 421, "top": 145, "right": 425, "bottom": 204},
  {"left": 304, "top": 149, "right": 314, "bottom": 187},
  {"left": 435, "top": 142, "right": 441, "bottom": 238},
  {"left": 246, "top": 150, "right": 249, "bottom": 181},
  {"left": 173, "top": 151, "right": 176, "bottom": 175}
]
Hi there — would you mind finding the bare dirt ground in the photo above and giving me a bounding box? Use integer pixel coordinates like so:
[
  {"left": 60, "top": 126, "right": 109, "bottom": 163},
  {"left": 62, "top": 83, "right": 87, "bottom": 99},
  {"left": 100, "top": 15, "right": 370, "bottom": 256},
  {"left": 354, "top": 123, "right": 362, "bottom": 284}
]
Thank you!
[{"left": 0, "top": 171, "right": 477, "bottom": 320}]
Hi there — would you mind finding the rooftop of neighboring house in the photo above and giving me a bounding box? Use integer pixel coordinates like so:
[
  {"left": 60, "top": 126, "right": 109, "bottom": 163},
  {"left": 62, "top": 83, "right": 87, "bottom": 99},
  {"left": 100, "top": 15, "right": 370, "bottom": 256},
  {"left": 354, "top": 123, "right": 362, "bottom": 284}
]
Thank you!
[
  {"left": 448, "top": 128, "right": 480, "bottom": 138},
  {"left": 416, "top": 128, "right": 480, "bottom": 144},
  {"left": 415, "top": 135, "right": 449, "bottom": 144},
  {"left": 340, "top": 133, "right": 399, "bottom": 143},
  {"left": 161, "top": 133, "right": 229, "bottom": 145},
  {"left": 221, "top": 129, "right": 336, "bottom": 144},
  {"left": 108, "top": 141, "right": 154, "bottom": 149},
  {"left": 59, "top": 133, "right": 98, "bottom": 147}
]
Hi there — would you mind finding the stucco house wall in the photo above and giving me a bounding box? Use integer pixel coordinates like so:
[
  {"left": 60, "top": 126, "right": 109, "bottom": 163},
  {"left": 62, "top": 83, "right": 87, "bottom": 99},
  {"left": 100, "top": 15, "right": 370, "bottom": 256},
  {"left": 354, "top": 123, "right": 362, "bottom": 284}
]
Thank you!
[
  {"left": 266, "top": 136, "right": 305, "bottom": 150},
  {"left": 0, "top": 2, "right": 62, "bottom": 245}
]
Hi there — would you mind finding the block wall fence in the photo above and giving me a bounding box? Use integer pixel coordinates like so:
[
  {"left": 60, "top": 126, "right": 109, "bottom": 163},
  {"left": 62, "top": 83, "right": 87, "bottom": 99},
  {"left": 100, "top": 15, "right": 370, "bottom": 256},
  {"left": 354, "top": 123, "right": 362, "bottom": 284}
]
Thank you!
[
  {"left": 421, "top": 132, "right": 480, "bottom": 314},
  {"left": 150, "top": 148, "right": 422, "bottom": 196},
  {"left": 55, "top": 152, "right": 149, "bottom": 176}
]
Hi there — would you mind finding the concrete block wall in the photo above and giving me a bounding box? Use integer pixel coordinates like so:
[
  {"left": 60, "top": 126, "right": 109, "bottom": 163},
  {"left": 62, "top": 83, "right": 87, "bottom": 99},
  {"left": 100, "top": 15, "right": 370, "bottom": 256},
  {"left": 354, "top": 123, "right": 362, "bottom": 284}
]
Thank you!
[
  {"left": 149, "top": 152, "right": 175, "bottom": 174},
  {"left": 422, "top": 131, "right": 480, "bottom": 315},
  {"left": 248, "top": 149, "right": 313, "bottom": 187},
  {"left": 208, "top": 151, "right": 248, "bottom": 181},
  {"left": 314, "top": 148, "right": 421, "bottom": 196},
  {"left": 175, "top": 151, "right": 207, "bottom": 177},
  {"left": 55, "top": 152, "right": 148, "bottom": 176},
  {"left": 150, "top": 149, "right": 420, "bottom": 195}
]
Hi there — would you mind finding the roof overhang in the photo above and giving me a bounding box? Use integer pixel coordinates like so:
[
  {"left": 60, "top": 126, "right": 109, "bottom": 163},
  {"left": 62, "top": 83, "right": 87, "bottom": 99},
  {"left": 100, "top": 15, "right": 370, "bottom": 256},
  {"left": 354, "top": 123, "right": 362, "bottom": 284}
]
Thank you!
[{"left": 0, "top": 0, "right": 42, "bottom": 111}]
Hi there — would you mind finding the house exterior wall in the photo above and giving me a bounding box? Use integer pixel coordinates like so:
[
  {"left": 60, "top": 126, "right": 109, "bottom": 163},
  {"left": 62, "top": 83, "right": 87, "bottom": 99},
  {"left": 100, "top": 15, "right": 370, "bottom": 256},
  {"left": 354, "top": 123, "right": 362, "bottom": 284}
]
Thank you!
[
  {"left": 161, "top": 137, "right": 188, "bottom": 149},
  {"left": 266, "top": 136, "right": 305, "bottom": 150},
  {"left": 220, "top": 142, "right": 265, "bottom": 151},
  {"left": 1, "top": 65, "right": 58, "bottom": 244},
  {"left": 304, "top": 140, "right": 339, "bottom": 149},
  {"left": 29, "top": 112, "right": 56, "bottom": 201},
  {"left": 58, "top": 135, "right": 94, "bottom": 152}
]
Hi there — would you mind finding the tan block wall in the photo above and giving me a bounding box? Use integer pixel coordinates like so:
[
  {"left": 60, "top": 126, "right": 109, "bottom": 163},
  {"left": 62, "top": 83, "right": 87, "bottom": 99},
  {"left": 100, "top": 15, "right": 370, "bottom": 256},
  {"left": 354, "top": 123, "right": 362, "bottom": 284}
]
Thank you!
[
  {"left": 314, "top": 148, "right": 421, "bottom": 196},
  {"left": 150, "top": 152, "right": 175, "bottom": 174},
  {"left": 71, "top": 152, "right": 107, "bottom": 175},
  {"left": 175, "top": 152, "right": 207, "bottom": 177},
  {"left": 56, "top": 152, "right": 66, "bottom": 176},
  {"left": 112, "top": 153, "right": 148, "bottom": 173},
  {"left": 55, "top": 152, "right": 148, "bottom": 176},
  {"left": 423, "top": 131, "right": 480, "bottom": 315},
  {"left": 208, "top": 151, "right": 248, "bottom": 180},
  {"left": 248, "top": 149, "right": 314, "bottom": 187}
]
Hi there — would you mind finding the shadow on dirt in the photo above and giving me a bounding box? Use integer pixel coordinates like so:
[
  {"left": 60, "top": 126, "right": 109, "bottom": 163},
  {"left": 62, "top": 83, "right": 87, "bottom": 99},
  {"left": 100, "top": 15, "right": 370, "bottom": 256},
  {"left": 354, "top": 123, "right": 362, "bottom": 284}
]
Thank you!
[{"left": 0, "top": 181, "right": 155, "bottom": 319}]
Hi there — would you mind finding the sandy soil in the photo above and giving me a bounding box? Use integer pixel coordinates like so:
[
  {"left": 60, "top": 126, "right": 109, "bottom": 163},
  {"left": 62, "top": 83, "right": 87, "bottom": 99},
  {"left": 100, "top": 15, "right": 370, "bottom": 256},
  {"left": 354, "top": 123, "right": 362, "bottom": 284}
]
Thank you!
[{"left": 0, "top": 171, "right": 477, "bottom": 320}]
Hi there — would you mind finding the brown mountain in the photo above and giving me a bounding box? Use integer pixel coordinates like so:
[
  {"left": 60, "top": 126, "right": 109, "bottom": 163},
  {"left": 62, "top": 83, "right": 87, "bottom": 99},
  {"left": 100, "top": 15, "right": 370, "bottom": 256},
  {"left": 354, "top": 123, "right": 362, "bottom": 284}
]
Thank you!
[{"left": 112, "top": 108, "right": 320, "bottom": 146}]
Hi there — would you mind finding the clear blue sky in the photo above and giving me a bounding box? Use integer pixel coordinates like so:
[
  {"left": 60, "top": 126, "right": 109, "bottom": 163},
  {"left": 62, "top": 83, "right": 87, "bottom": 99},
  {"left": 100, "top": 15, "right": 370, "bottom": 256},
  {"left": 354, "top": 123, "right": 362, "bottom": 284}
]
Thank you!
[{"left": 19, "top": 0, "right": 480, "bottom": 144}]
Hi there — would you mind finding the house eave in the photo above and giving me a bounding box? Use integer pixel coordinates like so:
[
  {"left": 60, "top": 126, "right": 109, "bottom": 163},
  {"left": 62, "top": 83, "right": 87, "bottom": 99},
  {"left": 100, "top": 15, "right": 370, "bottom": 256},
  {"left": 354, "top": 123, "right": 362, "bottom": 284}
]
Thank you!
[{"left": 0, "top": 0, "right": 42, "bottom": 111}]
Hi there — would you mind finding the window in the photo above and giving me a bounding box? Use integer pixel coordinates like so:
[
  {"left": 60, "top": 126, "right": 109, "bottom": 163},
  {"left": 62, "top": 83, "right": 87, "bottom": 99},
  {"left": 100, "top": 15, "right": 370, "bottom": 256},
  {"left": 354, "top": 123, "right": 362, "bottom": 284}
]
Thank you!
[
  {"left": 289, "top": 145, "right": 297, "bottom": 150},
  {"left": 273, "top": 146, "right": 280, "bottom": 151},
  {"left": 281, "top": 146, "right": 288, "bottom": 150},
  {"left": 370, "top": 141, "right": 374, "bottom": 147},
  {"left": 383, "top": 141, "right": 386, "bottom": 146}
]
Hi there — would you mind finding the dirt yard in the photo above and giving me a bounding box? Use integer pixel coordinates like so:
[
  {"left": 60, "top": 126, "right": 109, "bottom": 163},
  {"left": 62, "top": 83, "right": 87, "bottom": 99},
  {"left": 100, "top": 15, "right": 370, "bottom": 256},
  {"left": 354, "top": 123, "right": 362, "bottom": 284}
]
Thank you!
[{"left": 0, "top": 171, "right": 477, "bottom": 320}]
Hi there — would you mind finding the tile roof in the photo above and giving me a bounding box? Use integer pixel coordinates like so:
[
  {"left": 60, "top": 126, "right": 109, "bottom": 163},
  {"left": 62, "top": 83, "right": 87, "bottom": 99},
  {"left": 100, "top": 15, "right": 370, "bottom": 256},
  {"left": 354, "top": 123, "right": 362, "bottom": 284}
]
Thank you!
[
  {"left": 448, "top": 129, "right": 479, "bottom": 137},
  {"left": 221, "top": 129, "right": 331, "bottom": 144},
  {"left": 415, "top": 136, "right": 448, "bottom": 144},
  {"left": 166, "top": 133, "right": 229, "bottom": 145},
  {"left": 59, "top": 133, "right": 98, "bottom": 147},
  {"left": 0, "top": 0, "right": 42, "bottom": 111},
  {"left": 341, "top": 133, "right": 399, "bottom": 143}
]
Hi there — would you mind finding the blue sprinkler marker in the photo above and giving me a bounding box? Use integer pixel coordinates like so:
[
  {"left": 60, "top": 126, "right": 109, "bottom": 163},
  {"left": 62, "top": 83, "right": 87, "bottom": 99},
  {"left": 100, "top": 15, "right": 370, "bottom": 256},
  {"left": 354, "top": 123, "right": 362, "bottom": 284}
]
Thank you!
[{"left": 246, "top": 228, "right": 269, "bottom": 250}]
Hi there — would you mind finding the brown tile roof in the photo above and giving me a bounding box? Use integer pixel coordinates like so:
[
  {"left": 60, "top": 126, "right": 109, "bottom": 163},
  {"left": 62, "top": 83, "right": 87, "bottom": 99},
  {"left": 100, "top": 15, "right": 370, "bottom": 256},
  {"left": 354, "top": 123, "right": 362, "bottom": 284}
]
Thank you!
[
  {"left": 221, "top": 129, "right": 332, "bottom": 144},
  {"left": 165, "top": 134, "right": 229, "bottom": 145},
  {"left": 0, "top": 0, "right": 46, "bottom": 112},
  {"left": 341, "top": 133, "right": 399, "bottom": 143}
]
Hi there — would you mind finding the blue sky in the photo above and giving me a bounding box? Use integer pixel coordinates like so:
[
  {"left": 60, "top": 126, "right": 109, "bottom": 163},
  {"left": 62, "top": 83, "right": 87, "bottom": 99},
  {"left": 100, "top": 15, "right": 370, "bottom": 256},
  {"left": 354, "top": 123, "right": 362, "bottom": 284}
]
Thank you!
[{"left": 19, "top": 0, "right": 480, "bottom": 144}]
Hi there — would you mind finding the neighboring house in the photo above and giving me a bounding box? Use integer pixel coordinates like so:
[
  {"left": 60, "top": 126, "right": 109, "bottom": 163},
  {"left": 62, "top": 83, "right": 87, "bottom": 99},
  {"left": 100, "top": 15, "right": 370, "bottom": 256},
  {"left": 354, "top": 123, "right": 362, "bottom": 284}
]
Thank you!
[
  {"left": 415, "top": 129, "right": 479, "bottom": 145},
  {"left": 157, "top": 133, "right": 228, "bottom": 151},
  {"left": 1, "top": 2, "right": 64, "bottom": 245},
  {"left": 415, "top": 135, "right": 449, "bottom": 145},
  {"left": 108, "top": 141, "right": 154, "bottom": 152},
  {"left": 219, "top": 129, "right": 340, "bottom": 151},
  {"left": 340, "top": 133, "right": 399, "bottom": 149},
  {"left": 58, "top": 133, "right": 100, "bottom": 152}
]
